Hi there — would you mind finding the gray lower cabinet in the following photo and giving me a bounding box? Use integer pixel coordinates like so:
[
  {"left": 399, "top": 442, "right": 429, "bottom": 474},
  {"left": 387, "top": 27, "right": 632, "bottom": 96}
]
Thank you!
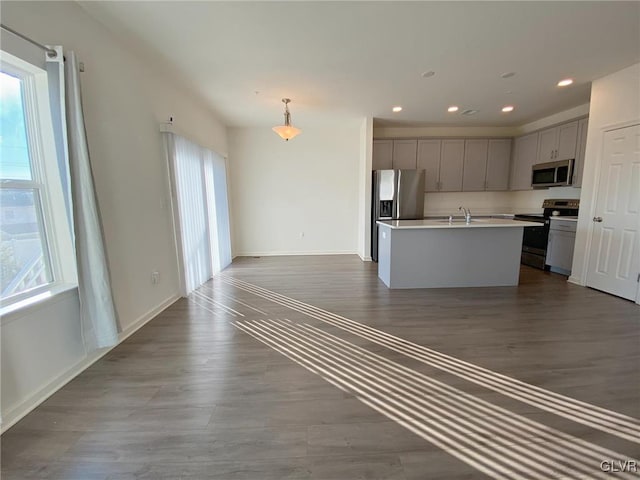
[{"left": 546, "top": 218, "right": 577, "bottom": 275}]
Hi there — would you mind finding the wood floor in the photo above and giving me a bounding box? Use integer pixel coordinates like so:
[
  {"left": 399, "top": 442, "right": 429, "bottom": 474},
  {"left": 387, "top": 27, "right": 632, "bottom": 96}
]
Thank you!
[{"left": 2, "top": 255, "right": 639, "bottom": 479}]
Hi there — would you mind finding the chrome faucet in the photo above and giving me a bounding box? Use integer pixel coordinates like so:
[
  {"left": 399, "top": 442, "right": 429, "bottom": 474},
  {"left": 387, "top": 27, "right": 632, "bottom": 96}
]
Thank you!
[{"left": 459, "top": 206, "right": 472, "bottom": 223}]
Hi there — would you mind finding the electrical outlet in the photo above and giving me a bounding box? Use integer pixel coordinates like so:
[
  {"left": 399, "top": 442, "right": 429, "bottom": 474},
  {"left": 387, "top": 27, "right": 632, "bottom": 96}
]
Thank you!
[{"left": 151, "top": 271, "right": 160, "bottom": 284}]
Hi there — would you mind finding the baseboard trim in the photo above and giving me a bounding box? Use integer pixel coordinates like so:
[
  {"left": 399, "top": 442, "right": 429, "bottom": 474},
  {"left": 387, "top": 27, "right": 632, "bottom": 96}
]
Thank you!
[
  {"left": 0, "top": 294, "right": 180, "bottom": 434},
  {"left": 568, "top": 275, "right": 585, "bottom": 286},
  {"left": 234, "top": 251, "right": 357, "bottom": 257},
  {"left": 118, "top": 294, "right": 180, "bottom": 343},
  {"left": 358, "top": 254, "right": 373, "bottom": 262}
]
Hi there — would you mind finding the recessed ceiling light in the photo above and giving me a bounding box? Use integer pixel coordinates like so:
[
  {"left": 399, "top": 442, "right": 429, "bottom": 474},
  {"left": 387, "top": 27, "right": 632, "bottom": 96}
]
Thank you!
[
  {"left": 557, "top": 78, "right": 574, "bottom": 87},
  {"left": 392, "top": 106, "right": 402, "bottom": 112},
  {"left": 501, "top": 72, "right": 516, "bottom": 79},
  {"left": 501, "top": 105, "right": 515, "bottom": 113},
  {"left": 447, "top": 106, "right": 459, "bottom": 113},
  {"left": 421, "top": 71, "right": 436, "bottom": 78}
]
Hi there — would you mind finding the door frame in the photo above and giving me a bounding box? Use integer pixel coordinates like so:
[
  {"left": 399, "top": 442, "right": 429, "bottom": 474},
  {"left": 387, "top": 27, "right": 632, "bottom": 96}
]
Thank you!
[{"left": 581, "top": 119, "right": 640, "bottom": 302}]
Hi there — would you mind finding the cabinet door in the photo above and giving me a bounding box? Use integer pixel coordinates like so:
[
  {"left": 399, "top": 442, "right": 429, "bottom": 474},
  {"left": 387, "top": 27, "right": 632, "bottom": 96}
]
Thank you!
[
  {"left": 510, "top": 132, "right": 538, "bottom": 190},
  {"left": 439, "top": 139, "right": 465, "bottom": 192},
  {"left": 537, "top": 127, "right": 557, "bottom": 163},
  {"left": 417, "top": 139, "right": 441, "bottom": 192},
  {"left": 557, "top": 121, "right": 579, "bottom": 161},
  {"left": 372, "top": 140, "right": 393, "bottom": 170},
  {"left": 462, "top": 139, "right": 488, "bottom": 191},
  {"left": 546, "top": 230, "right": 576, "bottom": 272},
  {"left": 573, "top": 118, "right": 589, "bottom": 187},
  {"left": 486, "top": 139, "right": 512, "bottom": 191},
  {"left": 392, "top": 139, "right": 418, "bottom": 169}
]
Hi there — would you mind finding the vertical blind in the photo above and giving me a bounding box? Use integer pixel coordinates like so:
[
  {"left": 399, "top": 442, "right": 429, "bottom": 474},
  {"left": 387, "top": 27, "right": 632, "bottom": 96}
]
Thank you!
[{"left": 164, "top": 132, "right": 232, "bottom": 296}]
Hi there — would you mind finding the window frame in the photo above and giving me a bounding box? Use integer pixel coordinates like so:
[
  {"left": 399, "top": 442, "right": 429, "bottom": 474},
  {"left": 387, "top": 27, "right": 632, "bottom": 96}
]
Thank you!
[{"left": 0, "top": 51, "right": 76, "bottom": 309}]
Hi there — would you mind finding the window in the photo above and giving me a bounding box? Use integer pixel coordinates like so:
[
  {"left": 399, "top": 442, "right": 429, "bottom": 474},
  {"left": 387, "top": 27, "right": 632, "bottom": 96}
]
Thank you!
[{"left": 0, "top": 52, "right": 75, "bottom": 307}]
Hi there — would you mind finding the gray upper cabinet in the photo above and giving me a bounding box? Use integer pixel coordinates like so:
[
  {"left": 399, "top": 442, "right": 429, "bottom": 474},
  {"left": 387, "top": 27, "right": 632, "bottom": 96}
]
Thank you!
[
  {"left": 537, "top": 121, "right": 578, "bottom": 163},
  {"left": 557, "top": 121, "right": 579, "bottom": 160},
  {"left": 510, "top": 132, "right": 539, "bottom": 190},
  {"left": 573, "top": 118, "right": 589, "bottom": 187},
  {"left": 537, "top": 128, "right": 557, "bottom": 163},
  {"left": 392, "top": 139, "right": 418, "bottom": 169},
  {"left": 439, "top": 139, "right": 465, "bottom": 192},
  {"left": 417, "top": 139, "right": 441, "bottom": 192},
  {"left": 462, "top": 139, "right": 488, "bottom": 191},
  {"left": 372, "top": 140, "right": 393, "bottom": 170},
  {"left": 486, "top": 139, "right": 512, "bottom": 191}
]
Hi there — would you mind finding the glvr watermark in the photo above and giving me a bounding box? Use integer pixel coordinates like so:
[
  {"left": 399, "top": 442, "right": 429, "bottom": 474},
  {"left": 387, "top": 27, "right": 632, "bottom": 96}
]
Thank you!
[{"left": 600, "top": 460, "right": 638, "bottom": 473}]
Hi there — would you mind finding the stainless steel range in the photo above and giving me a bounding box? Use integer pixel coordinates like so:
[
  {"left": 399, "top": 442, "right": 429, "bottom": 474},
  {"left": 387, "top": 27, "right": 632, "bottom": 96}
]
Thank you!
[{"left": 513, "top": 199, "right": 579, "bottom": 270}]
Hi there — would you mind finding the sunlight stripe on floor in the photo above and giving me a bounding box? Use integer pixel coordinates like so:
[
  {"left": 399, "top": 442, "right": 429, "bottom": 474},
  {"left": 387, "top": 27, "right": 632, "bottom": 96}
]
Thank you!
[
  {"left": 217, "top": 276, "right": 640, "bottom": 443},
  {"left": 234, "top": 318, "right": 636, "bottom": 480}
]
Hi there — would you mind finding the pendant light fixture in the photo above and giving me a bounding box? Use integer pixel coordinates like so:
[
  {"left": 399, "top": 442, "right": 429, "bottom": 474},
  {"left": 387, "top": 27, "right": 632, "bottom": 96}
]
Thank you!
[{"left": 272, "top": 98, "right": 301, "bottom": 141}]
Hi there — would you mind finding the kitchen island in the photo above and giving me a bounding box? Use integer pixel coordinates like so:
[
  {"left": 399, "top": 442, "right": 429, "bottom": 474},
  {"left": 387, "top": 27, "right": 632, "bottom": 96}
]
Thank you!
[{"left": 376, "top": 218, "right": 540, "bottom": 288}]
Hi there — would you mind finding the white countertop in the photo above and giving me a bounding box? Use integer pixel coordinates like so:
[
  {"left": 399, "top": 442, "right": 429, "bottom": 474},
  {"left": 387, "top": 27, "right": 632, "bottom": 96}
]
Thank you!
[
  {"left": 550, "top": 216, "right": 578, "bottom": 222},
  {"left": 377, "top": 218, "right": 542, "bottom": 229}
]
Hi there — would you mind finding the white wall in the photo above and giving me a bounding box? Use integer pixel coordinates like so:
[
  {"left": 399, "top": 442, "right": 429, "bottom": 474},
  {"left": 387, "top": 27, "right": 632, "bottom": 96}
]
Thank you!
[
  {"left": 228, "top": 127, "right": 360, "bottom": 256},
  {"left": 517, "top": 104, "right": 590, "bottom": 135},
  {"left": 1, "top": 1, "right": 227, "bottom": 430},
  {"left": 570, "top": 63, "right": 640, "bottom": 287}
]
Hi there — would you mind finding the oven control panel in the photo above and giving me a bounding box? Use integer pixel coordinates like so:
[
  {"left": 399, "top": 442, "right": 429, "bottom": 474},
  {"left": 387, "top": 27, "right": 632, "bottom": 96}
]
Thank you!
[{"left": 542, "top": 199, "right": 580, "bottom": 209}]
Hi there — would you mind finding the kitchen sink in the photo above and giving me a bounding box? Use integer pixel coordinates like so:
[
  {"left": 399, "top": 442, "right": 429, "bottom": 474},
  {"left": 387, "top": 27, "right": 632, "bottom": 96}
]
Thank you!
[{"left": 436, "top": 218, "right": 487, "bottom": 223}]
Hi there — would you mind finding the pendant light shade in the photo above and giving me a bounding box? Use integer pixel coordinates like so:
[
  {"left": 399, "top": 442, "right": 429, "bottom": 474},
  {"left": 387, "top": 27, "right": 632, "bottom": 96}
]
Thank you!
[{"left": 272, "top": 98, "right": 301, "bottom": 141}]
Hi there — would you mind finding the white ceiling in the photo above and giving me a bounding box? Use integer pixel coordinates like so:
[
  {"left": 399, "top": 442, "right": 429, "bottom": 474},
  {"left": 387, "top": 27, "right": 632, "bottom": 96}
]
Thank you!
[{"left": 78, "top": 1, "right": 640, "bottom": 128}]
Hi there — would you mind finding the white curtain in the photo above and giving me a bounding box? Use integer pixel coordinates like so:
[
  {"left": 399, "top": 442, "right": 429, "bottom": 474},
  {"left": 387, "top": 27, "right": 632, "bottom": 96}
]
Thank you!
[
  {"left": 204, "top": 149, "right": 232, "bottom": 273},
  {"left": 65, "top": 52, "right": 119, "bottom": 349},
  {"left": 164, "top": 132, "right": 232, "bottom": 296}
]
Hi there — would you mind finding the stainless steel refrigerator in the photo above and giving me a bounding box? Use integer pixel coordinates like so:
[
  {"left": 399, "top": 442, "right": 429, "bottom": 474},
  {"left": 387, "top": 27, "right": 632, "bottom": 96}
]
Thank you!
[{"left": 371, "top": 169, "right": 425, "bottom": 262}]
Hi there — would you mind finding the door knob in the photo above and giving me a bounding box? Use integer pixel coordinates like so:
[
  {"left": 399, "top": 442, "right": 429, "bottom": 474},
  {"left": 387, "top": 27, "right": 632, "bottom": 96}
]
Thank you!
[{"left": 593, "top": 216, "right": 603, "bottom": 223}]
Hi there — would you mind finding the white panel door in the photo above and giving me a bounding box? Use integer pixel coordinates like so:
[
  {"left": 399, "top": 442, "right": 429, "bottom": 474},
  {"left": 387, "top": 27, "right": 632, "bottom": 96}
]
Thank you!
[
  {"left": 486, "top": 139, "right": 511, "bottom": 191},
  {"left": 392, "top": 140, "right": 418, "bottom": 169},
  {"left": 587, "top": 124, "right": 640, "bottom": 300},
  {"left": 417, "top": 139, "right": 441, "bottom": 192},
  {"left": 462, "top": 139, "right": 488, "bottom": 191},
  {"left": 372, "top": 140, "right": 393, "bottom": 170}
]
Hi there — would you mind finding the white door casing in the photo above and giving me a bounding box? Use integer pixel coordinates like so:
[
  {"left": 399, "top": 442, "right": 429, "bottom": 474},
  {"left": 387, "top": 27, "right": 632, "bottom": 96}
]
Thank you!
[{"left": 586, "top": 124, "right": 640, "bottom": 301}]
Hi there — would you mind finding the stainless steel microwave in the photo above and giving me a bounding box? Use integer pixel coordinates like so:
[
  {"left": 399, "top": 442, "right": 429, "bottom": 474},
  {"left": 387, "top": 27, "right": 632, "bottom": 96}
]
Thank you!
[{"left": 531, "top": 159, "right": 574, "bottom": 188}]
